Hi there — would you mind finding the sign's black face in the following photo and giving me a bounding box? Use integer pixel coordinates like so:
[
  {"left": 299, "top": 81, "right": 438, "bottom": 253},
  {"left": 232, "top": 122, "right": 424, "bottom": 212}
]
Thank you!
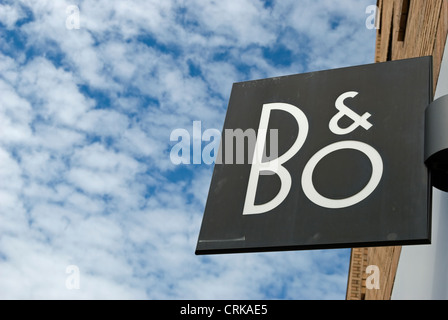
[{"left": 196, "top": 57, "right": 432, "bottom": 255}]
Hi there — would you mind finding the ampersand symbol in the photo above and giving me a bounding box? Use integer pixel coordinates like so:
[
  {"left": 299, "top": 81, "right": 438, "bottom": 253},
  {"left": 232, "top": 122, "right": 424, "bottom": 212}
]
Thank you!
[{"left": 329, "top": 91, "right": 372, "bottom": 135}]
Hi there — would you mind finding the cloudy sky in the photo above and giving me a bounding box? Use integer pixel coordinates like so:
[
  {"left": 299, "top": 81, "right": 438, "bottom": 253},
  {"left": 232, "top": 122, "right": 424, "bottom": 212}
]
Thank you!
[{"left": 0, "top": 0, "right": 376, "bottom": 299}]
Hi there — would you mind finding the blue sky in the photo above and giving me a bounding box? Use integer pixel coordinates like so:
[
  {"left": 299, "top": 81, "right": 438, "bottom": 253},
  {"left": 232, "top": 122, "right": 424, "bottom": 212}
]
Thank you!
[{"left": 0, "top": 0, "right": 376, "bottom": 299}]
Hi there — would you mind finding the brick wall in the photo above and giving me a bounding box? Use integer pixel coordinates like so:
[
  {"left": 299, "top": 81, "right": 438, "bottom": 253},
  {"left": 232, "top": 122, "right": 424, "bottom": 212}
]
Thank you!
[{"left": 346, "top": 248, "right": 368, "bottom": 300}]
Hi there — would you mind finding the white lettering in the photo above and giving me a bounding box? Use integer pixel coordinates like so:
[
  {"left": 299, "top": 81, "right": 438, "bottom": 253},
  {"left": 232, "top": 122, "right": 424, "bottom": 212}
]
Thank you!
[
  {"left": 202, "top": 128, "right": 221, "bottom": 165},
  {"left": 301, "top": 141, "right": 383, "bottom": 209},
  {"left": 65, "top": 265, "right": 80, "bottom": 290},
  {"left": 366, "top": 265, "right": 380, "bottom": 289},
  {"left": 243, "top": 103, "right": 308, "bottom": 215},
  {"left": 180, "top": 304, "right": 214, "bottom": 317},
  {"left": 329, "top": 91, "right": 372, "bottom": 135},
  {"left": 365, "top": 5, "right": 380, "bottom": 30},
  {"left": 66, "top": 5, "right": 80, "bottom": 30},
  {"left": 170, "top": 128, "right": 191, "bottom": 164}
]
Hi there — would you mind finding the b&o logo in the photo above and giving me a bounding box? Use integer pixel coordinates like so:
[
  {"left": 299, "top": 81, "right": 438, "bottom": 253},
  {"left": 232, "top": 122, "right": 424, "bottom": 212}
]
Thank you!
[{"left": 243, "top": 91, "right": 384, "bottom": 215}]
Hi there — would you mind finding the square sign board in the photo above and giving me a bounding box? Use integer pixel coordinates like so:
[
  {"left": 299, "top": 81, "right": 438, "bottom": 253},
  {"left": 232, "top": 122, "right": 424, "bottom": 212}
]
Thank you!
[{"left": 196, "top": 56, "right": 432, "bottom": 255}]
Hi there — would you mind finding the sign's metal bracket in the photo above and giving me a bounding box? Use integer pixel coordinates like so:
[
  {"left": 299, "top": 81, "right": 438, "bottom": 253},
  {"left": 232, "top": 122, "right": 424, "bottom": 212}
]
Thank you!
[{"left": 425, "top": 94, "right": 448, "bottom": 191}]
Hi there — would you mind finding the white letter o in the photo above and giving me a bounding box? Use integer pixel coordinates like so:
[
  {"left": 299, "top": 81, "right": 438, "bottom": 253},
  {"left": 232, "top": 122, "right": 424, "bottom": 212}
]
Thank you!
[{"left": 301, "top": 141, "right": 383, "bottom": 209}]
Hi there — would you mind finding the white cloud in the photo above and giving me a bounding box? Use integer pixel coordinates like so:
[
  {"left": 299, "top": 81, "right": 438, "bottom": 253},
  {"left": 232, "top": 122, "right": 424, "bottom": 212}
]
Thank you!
[
  {"left": 67, "top": 143, "right": 144, "bottom": 200},
  {"left": 184, "top": 0, "right": 277, "bottom": 47},
  {"left": 0, "top": 147, "right": 24, "bottom": 214},
  {"left": 0, "top": 3, "right": 25, "bottom": 29},
  {"left": 274, "top": 0, "right": 376, "bottom": 70},
  {"left": 77, "top": 109, "right": 129, "bottom": 137},
  {"left": 17, "top": 57, "right": 94, "bottom": 125},
  {"left": 0, "top": 80, "right": 33, "bottom": 144}
]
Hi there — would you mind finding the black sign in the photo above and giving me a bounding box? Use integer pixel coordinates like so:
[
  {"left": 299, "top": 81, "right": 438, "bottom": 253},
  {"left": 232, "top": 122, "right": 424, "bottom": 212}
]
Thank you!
[{"left": 196, "top": 57, "right": 432, "bottom": 255}]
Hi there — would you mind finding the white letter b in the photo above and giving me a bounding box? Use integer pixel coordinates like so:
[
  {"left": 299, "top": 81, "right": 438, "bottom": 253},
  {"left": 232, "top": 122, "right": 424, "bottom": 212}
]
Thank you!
[{"left": 243, "top": 103, "right": 308, "bottom": 215}]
